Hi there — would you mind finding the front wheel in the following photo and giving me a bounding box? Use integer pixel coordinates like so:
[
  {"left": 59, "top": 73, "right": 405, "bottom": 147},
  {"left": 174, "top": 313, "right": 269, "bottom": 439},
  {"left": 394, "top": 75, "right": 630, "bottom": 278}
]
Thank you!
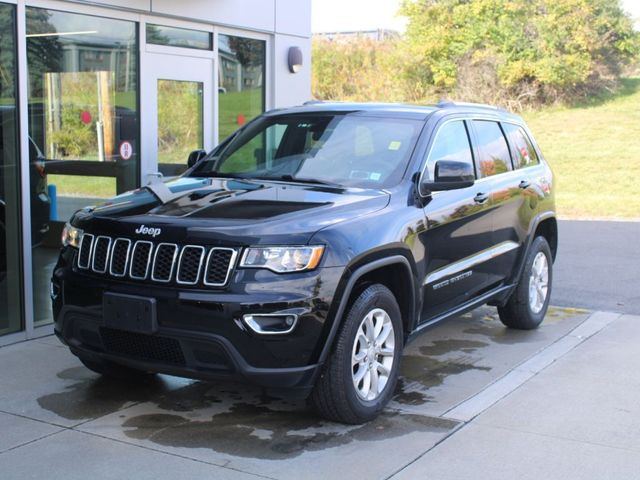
[
  {"left": 310, "top": 284, "right": 403, "bottom": 424},
  {"left": 498, "top": 236, "right": 553, "bottom": 330}
]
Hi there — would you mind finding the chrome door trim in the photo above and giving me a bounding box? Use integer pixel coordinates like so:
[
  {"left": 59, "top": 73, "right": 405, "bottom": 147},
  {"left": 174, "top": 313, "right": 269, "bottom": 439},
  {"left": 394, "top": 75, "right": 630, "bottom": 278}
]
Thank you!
[{"left": 423, "top": 240, "right": 520, "bottom": 286}]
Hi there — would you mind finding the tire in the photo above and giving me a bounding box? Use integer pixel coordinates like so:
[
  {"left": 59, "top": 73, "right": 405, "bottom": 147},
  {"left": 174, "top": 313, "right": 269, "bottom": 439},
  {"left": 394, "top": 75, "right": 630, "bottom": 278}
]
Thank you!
[
  {"left": 310, "top": 283, "right": 403, "bottom": 424},
  {"left": 498, "top": 236, "right": 553, "bottom": 330},
  {"left": 78, "top": 356, "right": 155, "bottom": 381}
]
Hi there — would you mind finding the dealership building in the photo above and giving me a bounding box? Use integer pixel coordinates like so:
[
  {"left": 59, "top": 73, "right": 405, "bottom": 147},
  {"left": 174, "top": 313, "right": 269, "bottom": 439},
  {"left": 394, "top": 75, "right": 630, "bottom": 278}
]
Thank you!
[{"left": 0, "top": 0, "right": 312, "bottom": 344}]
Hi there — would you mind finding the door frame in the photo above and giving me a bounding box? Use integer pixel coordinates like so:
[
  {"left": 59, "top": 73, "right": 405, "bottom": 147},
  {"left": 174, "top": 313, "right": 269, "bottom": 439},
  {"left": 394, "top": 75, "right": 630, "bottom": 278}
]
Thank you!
[{"left": 139, "top": 16, "right": 217, "bottom": 185}]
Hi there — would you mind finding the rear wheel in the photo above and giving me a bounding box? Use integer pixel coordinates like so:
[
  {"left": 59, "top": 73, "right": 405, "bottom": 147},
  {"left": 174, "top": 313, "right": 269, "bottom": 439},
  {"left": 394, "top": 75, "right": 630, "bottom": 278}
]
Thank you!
[
  {"left": 498, "top": 236, "right": 552, "bottom": 330},
  {"left": 310, "top": 284, "right": 403, "bottom": 424},
  {"left": 78, "top": 356, "right": 155, "bottom": 381}
]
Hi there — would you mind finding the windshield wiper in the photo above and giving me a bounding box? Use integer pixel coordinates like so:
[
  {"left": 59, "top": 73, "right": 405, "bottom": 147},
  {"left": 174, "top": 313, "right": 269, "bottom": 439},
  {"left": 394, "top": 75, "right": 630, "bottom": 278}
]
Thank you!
[{"left": 260, "top": 174, "right": 341, "bottom": 187}]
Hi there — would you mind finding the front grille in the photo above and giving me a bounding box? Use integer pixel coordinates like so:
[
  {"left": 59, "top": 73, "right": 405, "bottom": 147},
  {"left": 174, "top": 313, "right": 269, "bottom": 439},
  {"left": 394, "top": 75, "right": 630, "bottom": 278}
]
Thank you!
[
  {"left": 77, "top": 234, "right": 94, "bottom": 269},
  {"left": 100, "top": 327, "right": 186, "bottom": 365},
  {"left": 151, "top": 243, "right": 178, "bottom": 282},
  {"left": 109, "top": 239, "right": 131, "bottom": 277},
  {"left": 177, "top": 246, "right": 205, "bottom": 285},
  {"left": 204, "top": 248, "right": 237, "bottom": 286},
  {"left": 76, "top": 233, "right": 237, "bottom": 288},
  {"left": 130, "top": 241, "right": 153, "bottom": 280},
  {"left": 92, "top": 236, "right": 111, "bottom": 273}
]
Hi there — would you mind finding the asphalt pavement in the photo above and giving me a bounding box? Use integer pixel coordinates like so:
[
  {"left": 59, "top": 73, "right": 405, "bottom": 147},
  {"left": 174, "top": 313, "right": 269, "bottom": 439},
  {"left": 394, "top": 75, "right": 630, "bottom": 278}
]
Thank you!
[{"left": 552, "top": 220, "right": 640, "bottom": 314}]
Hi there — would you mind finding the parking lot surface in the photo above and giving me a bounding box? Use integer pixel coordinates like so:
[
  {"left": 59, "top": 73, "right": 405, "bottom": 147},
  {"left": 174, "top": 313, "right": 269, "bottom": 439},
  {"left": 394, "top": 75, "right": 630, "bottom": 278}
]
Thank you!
[{"left": 3, "top": 305, "right": 619, "bottom": 480}]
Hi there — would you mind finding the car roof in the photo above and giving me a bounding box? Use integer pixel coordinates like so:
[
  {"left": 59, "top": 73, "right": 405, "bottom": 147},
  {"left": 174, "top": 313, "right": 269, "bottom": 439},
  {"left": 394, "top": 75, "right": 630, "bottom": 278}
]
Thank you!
[{"left": 265, "top": 100, "right": 523, "bottom": 123}]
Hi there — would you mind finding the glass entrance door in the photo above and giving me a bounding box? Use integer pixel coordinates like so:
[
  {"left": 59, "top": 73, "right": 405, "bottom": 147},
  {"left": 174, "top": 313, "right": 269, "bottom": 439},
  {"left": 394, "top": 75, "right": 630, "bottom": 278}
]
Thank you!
[{"left": 141, "top": 54, "right": 214, "bottom": 180}]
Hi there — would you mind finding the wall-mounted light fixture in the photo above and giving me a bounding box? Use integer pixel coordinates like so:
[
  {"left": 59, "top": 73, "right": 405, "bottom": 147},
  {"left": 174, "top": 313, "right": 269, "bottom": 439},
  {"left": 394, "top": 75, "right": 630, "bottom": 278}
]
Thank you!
[{"left": 288, "top": 46, "right": 303, "bottom": 73}]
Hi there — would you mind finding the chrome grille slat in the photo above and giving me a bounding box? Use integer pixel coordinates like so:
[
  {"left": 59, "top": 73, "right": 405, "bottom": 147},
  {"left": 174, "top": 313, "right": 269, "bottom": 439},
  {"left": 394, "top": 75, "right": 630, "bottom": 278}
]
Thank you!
[
  {"left": 129, "top": 241, "right": 154, "bottom": 280},
  {"left": 151, "top": 243, "right": 179, "bottom": 283},
  {"left": 176, "top": 245, "right": 205, "bottom": 285},
  {"left": 91, "top": 236, "right": 112, "bottom": 274},
  {"left": 204, "top": 248, "right": 238, "bottom": 286},
  {"left": 77, "top": 233, "right": 236, "bottom": 288},
  {"left": 109, "top": 238, "right": 131, "bottom": 277},
  {"left": 77, "top": 234, "right": 94, "bottom": 269}
]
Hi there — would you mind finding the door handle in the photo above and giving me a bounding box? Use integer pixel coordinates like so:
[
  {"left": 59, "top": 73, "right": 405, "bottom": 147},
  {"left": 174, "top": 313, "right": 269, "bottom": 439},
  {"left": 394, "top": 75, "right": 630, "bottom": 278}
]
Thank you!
[
  {"left": 474, "top": 192, "right": 489, "bottom": 204},
  {"left": 518, "top": 180, "right": 530, "bottom": 189}
]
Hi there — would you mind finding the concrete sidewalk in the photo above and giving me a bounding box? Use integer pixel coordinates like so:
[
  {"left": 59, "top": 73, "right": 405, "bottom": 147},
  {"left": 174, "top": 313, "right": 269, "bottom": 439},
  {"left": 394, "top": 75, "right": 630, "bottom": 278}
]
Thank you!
[
  {"left": 392, "top": 311, "right": 640, "bottom": 479},
  {"left": 0, "top": 307, "right": 636, "bottom": 479}
]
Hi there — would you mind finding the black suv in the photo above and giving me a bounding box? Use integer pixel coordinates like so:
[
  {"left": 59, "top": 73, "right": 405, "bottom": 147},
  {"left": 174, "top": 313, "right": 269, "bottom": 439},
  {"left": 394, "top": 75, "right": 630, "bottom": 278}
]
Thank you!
[{"left": 52, "top": 102, "right": 557, "bottom": 424}]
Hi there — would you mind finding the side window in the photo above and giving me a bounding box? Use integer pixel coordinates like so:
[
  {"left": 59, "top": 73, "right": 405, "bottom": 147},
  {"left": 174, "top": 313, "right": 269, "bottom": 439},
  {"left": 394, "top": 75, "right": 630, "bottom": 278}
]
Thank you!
[
  {"left": 503, "top": 123, "right": 539, "bottom": 169},
  {"left": 425, "top": 120, "right": 474, "bottom": 180},
  {"left": 472, "top": 120, "right": 512, "bottom": 178}
]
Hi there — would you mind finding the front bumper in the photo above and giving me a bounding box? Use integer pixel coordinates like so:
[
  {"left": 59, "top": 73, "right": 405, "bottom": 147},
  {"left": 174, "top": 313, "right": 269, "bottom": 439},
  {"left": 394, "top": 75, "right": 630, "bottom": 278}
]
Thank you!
[{"left": 52, "top": 248, "right": 344, "bottom": 396}]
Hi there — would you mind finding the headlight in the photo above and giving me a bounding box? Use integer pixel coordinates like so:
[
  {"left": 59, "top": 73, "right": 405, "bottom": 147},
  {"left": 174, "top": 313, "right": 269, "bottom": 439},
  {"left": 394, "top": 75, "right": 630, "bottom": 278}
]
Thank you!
[
  {"left": 240, "top": 245, "right": 324, "bottom": 273},
  {"left": 61, "top": 223, "right": 83, "bottom": 248}
]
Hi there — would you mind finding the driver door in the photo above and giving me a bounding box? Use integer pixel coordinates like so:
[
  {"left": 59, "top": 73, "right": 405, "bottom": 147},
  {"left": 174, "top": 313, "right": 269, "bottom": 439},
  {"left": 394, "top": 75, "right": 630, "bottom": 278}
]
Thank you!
[{"left": 419, "top": 119, "right": 495, "bottom": 322}]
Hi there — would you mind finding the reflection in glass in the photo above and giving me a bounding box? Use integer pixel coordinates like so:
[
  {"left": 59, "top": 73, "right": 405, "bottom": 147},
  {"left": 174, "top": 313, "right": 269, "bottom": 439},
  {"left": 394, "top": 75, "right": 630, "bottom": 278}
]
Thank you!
[
  {"left": 218, "top": 34, "right": 265, "bottom": 141},
  {"left": 157, "top": 80, "right": 203, "bottom": 168},
  {"left": 0, "top": 3, "right": 22, "bottom": 335},
  {"left": 26, "top": 8, "right": 138, "bottom": 325},
  {"left": 147, "top": 24, "right": 212, "bottom": 50}
]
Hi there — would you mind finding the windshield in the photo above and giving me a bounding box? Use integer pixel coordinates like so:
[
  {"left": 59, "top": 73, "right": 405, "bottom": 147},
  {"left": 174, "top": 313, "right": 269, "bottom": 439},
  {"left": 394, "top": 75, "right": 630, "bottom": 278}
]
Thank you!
[{"left": 191, "top": 113, "right": 423, "bottom": 188}]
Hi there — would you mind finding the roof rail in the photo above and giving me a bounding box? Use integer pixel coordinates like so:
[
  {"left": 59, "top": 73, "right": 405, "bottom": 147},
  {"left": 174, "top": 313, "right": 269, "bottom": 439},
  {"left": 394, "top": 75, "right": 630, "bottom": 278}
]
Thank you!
[
  {"left": 436, "top": 99, "right": 502, "bottom": 110},
  {"left": 303, "top": 100, "right": 326, "bottom": 105}
]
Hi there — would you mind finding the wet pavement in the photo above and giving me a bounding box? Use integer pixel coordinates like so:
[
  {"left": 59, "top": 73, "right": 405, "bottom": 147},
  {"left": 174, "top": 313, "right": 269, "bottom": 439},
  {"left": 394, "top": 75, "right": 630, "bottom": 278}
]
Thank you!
[{"left": 0, "top": 306, "right": 593, "bottom": 479}]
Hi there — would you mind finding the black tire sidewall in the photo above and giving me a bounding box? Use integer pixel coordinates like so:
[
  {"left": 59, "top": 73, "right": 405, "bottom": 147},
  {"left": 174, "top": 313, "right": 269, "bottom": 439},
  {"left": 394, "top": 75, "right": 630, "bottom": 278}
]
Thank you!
[
  {"left": 519, "top": 236, "right": 553, "bottom": 326},
  {"left": 338, "top": 284, "right": 403, "bottom": 420}
]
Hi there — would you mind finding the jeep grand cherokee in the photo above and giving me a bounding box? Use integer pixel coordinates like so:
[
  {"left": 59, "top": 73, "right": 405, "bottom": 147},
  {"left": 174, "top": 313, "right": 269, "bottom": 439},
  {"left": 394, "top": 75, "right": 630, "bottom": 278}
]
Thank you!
[{"left": 52, "top": 101, "right": 557, "bottom": 424}]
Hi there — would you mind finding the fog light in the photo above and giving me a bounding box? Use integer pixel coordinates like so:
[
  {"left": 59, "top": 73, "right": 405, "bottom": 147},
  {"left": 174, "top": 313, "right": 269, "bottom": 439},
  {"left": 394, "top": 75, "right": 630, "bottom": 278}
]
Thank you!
[{"left": 242, "top": 314, "right": 298, "bottom": 335}]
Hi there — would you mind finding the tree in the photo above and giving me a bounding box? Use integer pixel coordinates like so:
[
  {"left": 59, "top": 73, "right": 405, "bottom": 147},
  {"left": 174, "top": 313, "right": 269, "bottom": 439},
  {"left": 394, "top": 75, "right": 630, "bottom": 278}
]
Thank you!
[{"left": 400, "top": 0, "right": 640, "bottom": 106}]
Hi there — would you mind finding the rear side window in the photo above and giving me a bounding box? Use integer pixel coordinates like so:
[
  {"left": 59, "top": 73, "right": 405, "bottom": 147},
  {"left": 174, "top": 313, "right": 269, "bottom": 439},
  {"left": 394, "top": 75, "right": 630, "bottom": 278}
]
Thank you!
[
  {"left": 472, "top": 120, "right": 512, "bottom": 178},
  {"left": 425, "top": 120, "right": 474, "bottom": 180},
  {"left": 503, "top": 123, "right": 539, "bottom": 169}
]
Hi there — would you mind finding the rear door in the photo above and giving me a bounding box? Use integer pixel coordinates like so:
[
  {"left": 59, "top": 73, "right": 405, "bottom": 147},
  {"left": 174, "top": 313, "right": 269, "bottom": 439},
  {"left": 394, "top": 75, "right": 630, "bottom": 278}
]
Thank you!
[
  {"left": 419, "top": 118, "right": 496, "bottom": 321},
  {"left": 468, "top": 119, "right": 523, "bottom": 286}
]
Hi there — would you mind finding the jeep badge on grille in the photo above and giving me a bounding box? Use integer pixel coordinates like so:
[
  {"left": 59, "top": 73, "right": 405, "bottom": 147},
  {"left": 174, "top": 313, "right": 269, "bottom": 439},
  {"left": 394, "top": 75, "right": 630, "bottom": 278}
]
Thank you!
[{"left": 135, "top": 225, "right": 161, "bottom": 237}]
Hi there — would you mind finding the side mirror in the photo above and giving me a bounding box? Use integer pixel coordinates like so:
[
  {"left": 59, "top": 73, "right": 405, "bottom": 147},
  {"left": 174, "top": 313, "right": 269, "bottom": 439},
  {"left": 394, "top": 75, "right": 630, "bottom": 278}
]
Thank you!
[
  {"left": 420, "top": 160, "right": 475, "bottom": 195},
  {"left": 187, "top": 149, "right": 207, "bottom": 168}
]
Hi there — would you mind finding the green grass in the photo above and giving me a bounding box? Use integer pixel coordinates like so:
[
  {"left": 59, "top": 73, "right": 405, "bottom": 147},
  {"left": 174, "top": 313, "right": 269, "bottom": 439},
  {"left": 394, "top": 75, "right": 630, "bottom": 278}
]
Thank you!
[
  {"left": 49, "top": 175, "right": 115, "bottom": 199},
  {"left": 522, "top": 77, "right": 640, "bottom": 219},
  {"left": 219, "top": 89, "right": 263, "bottom": 140}
]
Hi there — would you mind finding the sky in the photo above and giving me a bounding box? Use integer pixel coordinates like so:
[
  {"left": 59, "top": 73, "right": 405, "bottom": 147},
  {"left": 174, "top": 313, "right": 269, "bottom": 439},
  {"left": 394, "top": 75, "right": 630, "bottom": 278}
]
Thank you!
[{"left": 311, "top": 0, "right": 640, "bottom": 33}]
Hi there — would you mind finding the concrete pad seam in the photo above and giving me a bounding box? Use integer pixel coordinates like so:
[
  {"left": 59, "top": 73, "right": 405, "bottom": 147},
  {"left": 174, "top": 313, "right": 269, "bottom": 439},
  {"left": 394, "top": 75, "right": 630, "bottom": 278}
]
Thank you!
[
  {"left": 382, "top": 420, "right": 467, "bottom": 480},
  {"left": 467, "top": 422, "right": 640, "bottom": 455},
  {"left": 0, "top": 408, "right": 70, "bottom": 430},
  {"left": 0, "top": 428, "right": 66, "bottom": 456},
  {"left": 440, "top": 310, "right": 620, "bottom": 422},
  {"left": 70, "top": 428, "right": 280, "bottom": 480}
]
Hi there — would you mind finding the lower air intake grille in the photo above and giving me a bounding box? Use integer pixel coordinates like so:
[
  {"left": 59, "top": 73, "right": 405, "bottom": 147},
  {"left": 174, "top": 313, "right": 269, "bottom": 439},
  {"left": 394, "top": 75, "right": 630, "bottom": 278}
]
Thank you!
[{"left": 100, "top": 327, "right": 186, "bottom": 365}]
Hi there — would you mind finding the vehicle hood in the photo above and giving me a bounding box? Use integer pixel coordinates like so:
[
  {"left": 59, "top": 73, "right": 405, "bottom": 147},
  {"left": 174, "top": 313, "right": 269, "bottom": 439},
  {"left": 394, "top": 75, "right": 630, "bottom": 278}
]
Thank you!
[{"left": 72, "top": 176, "right": 390, "bottom": 245}]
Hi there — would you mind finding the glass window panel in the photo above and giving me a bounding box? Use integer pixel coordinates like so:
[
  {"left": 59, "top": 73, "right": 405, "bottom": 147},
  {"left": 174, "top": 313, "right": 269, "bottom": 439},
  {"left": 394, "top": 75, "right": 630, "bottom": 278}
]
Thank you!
[
  {"left": 157, "top": 79, "right": 203, "bottom": 169},
  {"left": 472, "top": 120, "right": 513, "bottom": 178},
  {"left": 0, "top": 3, "right": 22, "bottom": 335},
  {"left": 503, "top": 123, "right": 539, "bottom": 169},
  {"left": 146, "top": 24, "right": 212, "bottom": 50},
  {"left": 426, "top": 121, "right": 474, "bottom": 180},
  {"left": 26, "top": 8, "right": 138, "bottom": 326},
  {"left": 218, "top": 34, "right": 265, "bottom": 141}
]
